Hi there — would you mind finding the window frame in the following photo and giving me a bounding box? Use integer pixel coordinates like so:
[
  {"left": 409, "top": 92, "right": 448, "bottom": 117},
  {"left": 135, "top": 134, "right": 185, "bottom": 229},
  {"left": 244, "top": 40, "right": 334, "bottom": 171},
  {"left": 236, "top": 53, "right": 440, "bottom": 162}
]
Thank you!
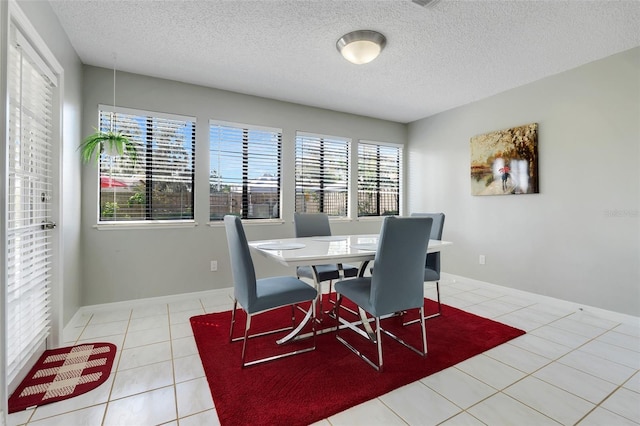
[
  {"left": 96, "top": 105, "right": 197, "bottom": 225},
  {"left": 295, "top": 131, "right": 351, "bottom": 218},
  {"left": 209, "top": 120, "right": 283, "bottom": 222}
]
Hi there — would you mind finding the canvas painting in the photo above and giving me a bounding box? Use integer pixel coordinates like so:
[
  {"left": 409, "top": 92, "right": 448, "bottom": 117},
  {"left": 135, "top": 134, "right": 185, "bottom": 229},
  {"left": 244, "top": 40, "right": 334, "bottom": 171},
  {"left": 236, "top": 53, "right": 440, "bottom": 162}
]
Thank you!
[{"left": 470, "top": 123, "right": 539, "bottom": 196}]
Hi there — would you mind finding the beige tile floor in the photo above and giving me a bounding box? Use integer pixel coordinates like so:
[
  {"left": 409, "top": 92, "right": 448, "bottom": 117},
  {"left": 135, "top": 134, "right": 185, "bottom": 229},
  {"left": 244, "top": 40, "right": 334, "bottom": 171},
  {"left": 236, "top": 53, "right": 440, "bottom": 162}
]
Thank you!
[{"left": 8, "top": 277, "right": 640, "bottom": 426}]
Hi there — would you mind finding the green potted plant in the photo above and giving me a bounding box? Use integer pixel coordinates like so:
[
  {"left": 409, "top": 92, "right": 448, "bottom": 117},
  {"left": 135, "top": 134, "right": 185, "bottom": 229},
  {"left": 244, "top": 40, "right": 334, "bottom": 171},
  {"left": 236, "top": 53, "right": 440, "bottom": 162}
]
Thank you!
[{"left": 79, "top": 128, "right": 137, "bottom": 164}]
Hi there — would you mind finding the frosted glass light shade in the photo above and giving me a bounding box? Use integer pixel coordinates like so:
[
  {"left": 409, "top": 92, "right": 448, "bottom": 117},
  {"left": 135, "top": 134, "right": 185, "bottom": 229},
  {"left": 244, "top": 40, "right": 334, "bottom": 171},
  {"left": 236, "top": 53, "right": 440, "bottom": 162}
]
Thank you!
[{"left": 336, "top": 30, "right": 386, "bottom": 65}]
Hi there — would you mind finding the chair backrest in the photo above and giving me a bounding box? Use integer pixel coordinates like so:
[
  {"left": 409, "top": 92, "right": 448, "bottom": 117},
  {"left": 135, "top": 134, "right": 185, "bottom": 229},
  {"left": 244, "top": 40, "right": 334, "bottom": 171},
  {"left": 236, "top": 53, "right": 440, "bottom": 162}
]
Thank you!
[
  {"left": 370, "top": 216, "right": 433, "bottom": 316},
  {"left": 294, "top": 212, "right": 331, "bottom": 237},
  {"left": 224, "top": 215, "right": 257, "bottom": 310},
  {"left": 411, "top": 212, "right": 445, "bottom": 273}
]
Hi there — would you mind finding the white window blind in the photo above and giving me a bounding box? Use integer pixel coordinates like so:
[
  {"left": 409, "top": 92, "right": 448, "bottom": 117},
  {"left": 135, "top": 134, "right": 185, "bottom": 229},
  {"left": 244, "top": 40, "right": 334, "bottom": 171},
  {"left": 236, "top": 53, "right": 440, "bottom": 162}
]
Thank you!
[
  {"left": 295, "top": 132, "right": 350, "bottom": 217},
  {"left": 98, "top": 106, "right": 195, "bottom": 222},
  {"left": 209, "top": 121, "right": 282, "bottom": 220},
  {"left": 358, "top": 141, "right": 402, "bottom": 217},
  {"left": 6, "top": 25, "right": 57, "bottom": 383}
]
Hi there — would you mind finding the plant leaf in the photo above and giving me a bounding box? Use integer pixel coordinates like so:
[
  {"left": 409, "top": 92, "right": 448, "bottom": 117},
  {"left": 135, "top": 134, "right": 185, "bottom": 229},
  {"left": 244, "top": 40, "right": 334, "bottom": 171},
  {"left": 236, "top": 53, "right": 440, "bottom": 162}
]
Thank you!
[{"left": 79, "top": 129, "right": 137, "bottom": 165}]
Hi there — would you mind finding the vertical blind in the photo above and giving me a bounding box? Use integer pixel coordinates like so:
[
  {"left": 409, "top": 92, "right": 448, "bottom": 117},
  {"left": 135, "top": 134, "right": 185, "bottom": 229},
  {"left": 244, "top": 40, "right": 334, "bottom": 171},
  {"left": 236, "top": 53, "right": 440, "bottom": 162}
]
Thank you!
[
  {"left": 209, "top": 121, "right": 282, "bottom": 220},
  {"left": 98, "top": 107, "right": 195, "bottom": 221},
  {"left": 6, "top": 26, "right": 57, "bottom": 383},
  {"left": 295, "top": 132, "right": 350, "bottom": 216},
  {"left": 357, "top": 141, "right": 402, "bottom": 217}
]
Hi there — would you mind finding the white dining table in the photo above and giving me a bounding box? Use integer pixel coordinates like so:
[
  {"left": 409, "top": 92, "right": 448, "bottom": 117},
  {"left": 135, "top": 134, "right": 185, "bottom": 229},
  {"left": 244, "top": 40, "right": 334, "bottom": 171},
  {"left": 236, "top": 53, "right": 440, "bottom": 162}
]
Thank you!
[
  {"left": 247, "top": 233, "right": 453, "bottom": 344},
  {"left": 248, "top": 233, "right": 452, "bottom": 271}
]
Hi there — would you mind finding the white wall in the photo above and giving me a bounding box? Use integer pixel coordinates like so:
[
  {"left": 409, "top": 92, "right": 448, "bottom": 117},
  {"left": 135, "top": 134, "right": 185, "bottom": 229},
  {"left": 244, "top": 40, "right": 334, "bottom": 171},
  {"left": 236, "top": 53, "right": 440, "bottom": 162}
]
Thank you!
[
  {"left": 407, "top": 47, "right": 640, "bottom": 316},
  {"left": 81, "top": 66, "right": 406, "bottom": 305}
]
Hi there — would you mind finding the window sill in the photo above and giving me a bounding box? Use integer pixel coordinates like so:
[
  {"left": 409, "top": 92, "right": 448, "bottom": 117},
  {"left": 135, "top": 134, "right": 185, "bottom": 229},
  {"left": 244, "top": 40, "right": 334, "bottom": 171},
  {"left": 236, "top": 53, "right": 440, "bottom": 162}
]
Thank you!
[
  {"left": 328, "top": 217, "right": 352, "bottom": 223},
  {"left": 208, "top": 218, "right": 285, "bottom": 227},
  {"left": 94, "top": 220, "right": 198, "bottom": 231},
  {"left": 357, "top": 216, "right": 387, "bottom": 222}
]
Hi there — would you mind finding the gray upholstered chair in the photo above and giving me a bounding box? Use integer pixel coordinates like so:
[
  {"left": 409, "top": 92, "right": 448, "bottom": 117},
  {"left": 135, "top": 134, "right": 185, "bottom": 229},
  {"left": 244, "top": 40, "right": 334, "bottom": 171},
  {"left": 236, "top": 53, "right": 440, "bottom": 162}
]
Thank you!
[
  {"left": 334, "top": 216, "right": 433, "bottom": 371},
  {"left": 224, "top": 215, "right": 317, "bottom": 367},
  {"left": 410, "top": 212, "right": 445, "bottom": 320},
  {"left": 293, "top": 213, "right": 358, "bottom": 308}
]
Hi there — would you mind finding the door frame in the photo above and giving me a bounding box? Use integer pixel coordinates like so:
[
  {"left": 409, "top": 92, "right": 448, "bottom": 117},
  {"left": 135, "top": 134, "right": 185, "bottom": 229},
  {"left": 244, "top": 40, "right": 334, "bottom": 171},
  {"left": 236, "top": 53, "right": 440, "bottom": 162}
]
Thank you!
[
  {"left": 1, "top": 0, "right": 10, "bottom": 421},
  {"left": 1, "top": 0, "right": 64, "bottom": 406}
]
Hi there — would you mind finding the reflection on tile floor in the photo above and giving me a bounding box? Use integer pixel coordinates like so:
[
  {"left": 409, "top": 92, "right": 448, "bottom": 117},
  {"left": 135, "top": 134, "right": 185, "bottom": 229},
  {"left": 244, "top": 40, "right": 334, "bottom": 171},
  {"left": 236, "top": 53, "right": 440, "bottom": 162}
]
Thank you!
[{"left": 8, "top": 276, "right": 640, "bottom": 426}]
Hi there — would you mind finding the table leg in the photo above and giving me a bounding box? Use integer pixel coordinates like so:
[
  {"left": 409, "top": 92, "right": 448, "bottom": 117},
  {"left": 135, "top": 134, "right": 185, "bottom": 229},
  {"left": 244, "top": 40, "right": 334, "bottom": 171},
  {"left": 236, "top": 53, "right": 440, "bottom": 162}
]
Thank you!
[
  {"left": 276, "top": 302, "right": 314, "bottom": 345},
  {"left": 279, "top": 260, "right": 372, "bottom": 344}
]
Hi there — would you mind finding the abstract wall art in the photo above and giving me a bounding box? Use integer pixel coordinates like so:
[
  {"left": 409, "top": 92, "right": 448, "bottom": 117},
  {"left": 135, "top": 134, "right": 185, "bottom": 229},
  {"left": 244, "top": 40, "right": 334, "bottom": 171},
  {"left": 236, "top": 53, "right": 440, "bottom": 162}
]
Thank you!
[{"left": 470, "top": 123, "right": 539, "bottom": 196}]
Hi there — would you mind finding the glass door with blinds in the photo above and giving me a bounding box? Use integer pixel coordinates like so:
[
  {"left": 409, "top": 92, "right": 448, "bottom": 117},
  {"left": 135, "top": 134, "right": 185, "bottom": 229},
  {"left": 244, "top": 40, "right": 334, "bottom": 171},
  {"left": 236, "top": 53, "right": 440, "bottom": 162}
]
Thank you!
[{"left": 6, "top": 24, "right": 58, "bottom": 386}]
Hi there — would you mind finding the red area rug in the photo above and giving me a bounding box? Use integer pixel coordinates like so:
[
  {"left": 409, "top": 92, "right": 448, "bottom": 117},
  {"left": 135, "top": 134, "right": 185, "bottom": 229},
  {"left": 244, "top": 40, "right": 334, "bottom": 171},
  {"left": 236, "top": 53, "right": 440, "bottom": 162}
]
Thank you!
[
  {"left": 8, "top": 343, "right": 116, "bottom": 413},
  {"left": 191, "top": 298, "right": 525, "bottom": 426}
]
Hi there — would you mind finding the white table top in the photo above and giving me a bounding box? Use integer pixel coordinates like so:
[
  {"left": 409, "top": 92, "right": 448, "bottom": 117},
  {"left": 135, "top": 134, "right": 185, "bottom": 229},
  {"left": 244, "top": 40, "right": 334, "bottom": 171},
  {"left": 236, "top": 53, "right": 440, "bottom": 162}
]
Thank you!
[{"left": 248, "top": 234, "right": 453, "bottom": 268}]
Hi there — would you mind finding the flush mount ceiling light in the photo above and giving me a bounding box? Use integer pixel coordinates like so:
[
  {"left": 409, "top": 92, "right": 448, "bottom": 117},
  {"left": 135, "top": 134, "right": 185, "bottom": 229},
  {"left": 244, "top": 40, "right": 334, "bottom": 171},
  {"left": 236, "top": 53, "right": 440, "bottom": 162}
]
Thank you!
[{"left": 336, "top": 30, "right": 387, "bottom": 65}]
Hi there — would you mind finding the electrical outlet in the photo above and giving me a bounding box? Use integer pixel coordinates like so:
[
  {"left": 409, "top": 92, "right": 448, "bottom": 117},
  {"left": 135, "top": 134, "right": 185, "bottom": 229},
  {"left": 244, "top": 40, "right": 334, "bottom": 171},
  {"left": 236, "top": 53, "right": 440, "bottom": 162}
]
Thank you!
[
  {"left": 479, "top": 255, "right": 486, "bottom": 265},
  {"left": 210, "top": 260, "right": 218, "bottom": 271}
]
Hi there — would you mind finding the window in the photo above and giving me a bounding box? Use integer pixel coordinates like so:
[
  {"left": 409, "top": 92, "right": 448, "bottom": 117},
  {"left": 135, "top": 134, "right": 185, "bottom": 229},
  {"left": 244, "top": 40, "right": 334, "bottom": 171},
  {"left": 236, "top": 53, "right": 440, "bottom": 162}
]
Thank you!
[
  {"left": 98, "top": 106, "right": 195, "bottom": 222},
  {"left": 209, "top": 121, "right": 282, "bottom": 220},
  {"left": 358, "top": 141, "right": 402, "bottom": 217},
  {"left": 295, "top": 132, "right": 350, "bottom": 216}
]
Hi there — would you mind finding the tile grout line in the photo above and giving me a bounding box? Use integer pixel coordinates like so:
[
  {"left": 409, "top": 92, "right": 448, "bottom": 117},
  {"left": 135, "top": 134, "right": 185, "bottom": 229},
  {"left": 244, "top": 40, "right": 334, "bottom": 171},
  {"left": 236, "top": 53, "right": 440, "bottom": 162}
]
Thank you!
[
  {"left": 100, "top": 308, "right": 133, "bottom": 426},
  {"left": 428, "top": 298, "right": 634, "bottom": 424},
  {"left": 166, "top": 303, "right": 181, "bottom": 425},
  {"left": 22, "top": 313, "right": 99, "bottom": 425},
  {"left": 12, "top": 289, "right": 638, "bottom": 426},
  {"left": 22, "top": 311, "right": 130, "bottom": 425},
  {"left": 329, "top": 287, "right": 569, "bottom": 425},
  {"left": 501, "top": 314, "right": 639, "bottom": 424}
]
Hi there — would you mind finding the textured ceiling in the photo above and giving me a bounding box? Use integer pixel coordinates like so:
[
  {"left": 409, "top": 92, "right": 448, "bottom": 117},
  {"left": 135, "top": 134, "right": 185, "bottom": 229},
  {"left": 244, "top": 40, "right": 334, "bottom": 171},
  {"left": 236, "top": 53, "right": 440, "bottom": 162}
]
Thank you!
[{"left": 48, "top": 0, "right": 640, "bottom": 123}]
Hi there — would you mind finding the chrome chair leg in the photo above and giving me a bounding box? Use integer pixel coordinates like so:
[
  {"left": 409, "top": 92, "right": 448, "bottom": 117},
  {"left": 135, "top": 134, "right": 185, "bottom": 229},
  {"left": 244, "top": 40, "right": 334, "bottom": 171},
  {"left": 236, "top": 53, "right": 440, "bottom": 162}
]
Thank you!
[
  {"left": 375, "top": 317, "right": 383, "bottom": 372},
  {"left": 424, "top": 281, "right": 442, "bottom": 320},
  {"left": 335, "top": 294, "right": 384, "bottom": 371},
  {"left": 311, "top": 266, "right": 323, "bottom": 317},
  {"left": 382, "top": 306, "right": 428, "bottom": 358},
  {"left": 404, "top": 281, "right": 441, "bottom": 325},
  {"left": 237, "top": 304, "right": 317, "bottom": 368},
  {"left": 290, "top": 305, "right": 296, "bottom": 327},
  {"left": 326, "top": 263, "right": 343, "bottom": 307},
  {"left": 334, "top": 298, "right": 428, "bottom": 371},
  {"left": 359, "top": 307, "right": 376, "bottom": 341},
  {"left": 241, "top": 314, "right": 252, "bottom": 367},
  {"left": 229, "top": 299, "right": 238, "bottom": 342},
  {"left": 420, "top": 306, "right": 428, "bottom": 354},
  {"left": 231, "top": 308, "right": 299, "bottom": 343}
]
